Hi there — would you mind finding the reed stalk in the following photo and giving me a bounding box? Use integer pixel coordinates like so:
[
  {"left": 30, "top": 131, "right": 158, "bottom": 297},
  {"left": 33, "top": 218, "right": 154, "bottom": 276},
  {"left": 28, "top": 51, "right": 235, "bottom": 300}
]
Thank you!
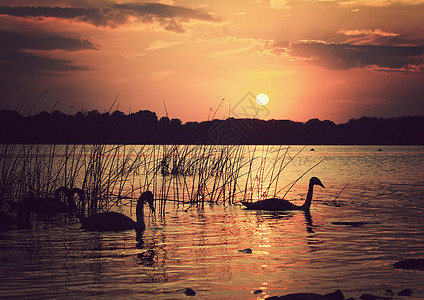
[{"left": 2, "top": 138, "right": 320, "bottom": 218}]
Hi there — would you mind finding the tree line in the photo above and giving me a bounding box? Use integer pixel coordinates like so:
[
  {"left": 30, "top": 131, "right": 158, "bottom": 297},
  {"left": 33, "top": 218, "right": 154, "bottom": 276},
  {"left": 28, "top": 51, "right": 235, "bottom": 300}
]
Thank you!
[{"left": 1, "top": 109, "right": 423, "bottom": 145}]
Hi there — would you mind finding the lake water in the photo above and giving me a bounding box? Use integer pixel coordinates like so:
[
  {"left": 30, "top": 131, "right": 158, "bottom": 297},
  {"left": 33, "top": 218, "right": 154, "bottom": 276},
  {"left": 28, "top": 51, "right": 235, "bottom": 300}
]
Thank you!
[{"left": 1, "top": 145, "right": 424, "bottom": 299}]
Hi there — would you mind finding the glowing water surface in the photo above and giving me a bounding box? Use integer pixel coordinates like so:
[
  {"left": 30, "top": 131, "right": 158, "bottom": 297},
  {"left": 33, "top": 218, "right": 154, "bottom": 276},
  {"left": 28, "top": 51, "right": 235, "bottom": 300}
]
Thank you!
[{"left": 1, "top": 145, "right": 424, "bottom": 299}]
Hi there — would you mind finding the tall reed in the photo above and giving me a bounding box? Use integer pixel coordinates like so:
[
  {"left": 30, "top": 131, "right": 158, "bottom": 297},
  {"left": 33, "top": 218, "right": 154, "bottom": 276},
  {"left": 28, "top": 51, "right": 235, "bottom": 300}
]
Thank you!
[{"left": 1, "top": 142, "right": 319, "bottom": 217}]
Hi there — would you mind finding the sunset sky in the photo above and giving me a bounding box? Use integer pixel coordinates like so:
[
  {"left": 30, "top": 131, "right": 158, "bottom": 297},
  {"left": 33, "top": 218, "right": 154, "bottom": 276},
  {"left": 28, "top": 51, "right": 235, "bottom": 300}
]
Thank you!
[{"left": 1, "top": 0, "right": 423, "bottom": 123}]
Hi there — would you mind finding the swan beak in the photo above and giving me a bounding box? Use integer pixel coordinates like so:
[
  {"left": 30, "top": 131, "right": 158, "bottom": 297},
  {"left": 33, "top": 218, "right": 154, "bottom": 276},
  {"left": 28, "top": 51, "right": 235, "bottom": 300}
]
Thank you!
[
  {"left": 142, "top": 191, "right": 155, "bottom": 213},
  {"left": 148, "top": 199, "right": 155, "bottom": 213},
  {"left": 319, "top": 182, "right": 325, "bottom": 188}
]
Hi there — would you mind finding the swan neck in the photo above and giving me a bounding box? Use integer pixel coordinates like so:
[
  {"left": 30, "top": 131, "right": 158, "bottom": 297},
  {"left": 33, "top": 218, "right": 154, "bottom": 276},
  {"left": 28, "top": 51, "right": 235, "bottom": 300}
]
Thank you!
[
  {"left": 136, "top": 199, "right": 145, "bottom": 228},
  {"left": 68, "top": 188, "right": 85, "bottom": 222},
  {"left": 66, "top": 191, "right": 76, "bottom": 208},
  {"left": 301, "top": 181, "right": 314, "bottom": 211}
]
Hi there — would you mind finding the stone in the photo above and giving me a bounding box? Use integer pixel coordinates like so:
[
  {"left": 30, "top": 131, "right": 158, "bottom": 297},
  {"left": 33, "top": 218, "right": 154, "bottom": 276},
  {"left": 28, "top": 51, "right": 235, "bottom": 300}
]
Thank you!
[
  {"left": 324, "top": 289, "right": 344, "bottom": 300},
  {"left": 359, "top": 293, "right": 390, "bottom": 300},
  {"left": 397, "top": 289, "right": 412, "bottom": 296},
  {"left": 237, "top": 248, "right": 252, "bottom": 254},
  {"left": 394, "top": 259, "right": 424, "bottom": 270},
  {"left": 277, "top": 293, "right": 330, "bottom": 299},
  {"left": 177, "top": 288, "right": 196, "bottom": 296}
]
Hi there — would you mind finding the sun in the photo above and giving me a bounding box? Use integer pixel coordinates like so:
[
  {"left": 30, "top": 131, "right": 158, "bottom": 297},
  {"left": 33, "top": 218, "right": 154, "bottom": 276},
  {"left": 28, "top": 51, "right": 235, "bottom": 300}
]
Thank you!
[{"left": 256, "top": 93, "right": 269, "bottom": 106}]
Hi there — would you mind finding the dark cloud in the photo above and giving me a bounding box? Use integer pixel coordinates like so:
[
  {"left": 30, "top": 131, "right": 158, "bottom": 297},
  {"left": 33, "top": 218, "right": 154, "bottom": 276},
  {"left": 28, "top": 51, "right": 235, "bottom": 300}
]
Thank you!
[
  {"left": 0, "top": 52, "right": 89, "bottom": 76},
  {"left": 0, "top": 30, "right": 95, "bottom": 76},
  {"left": 334, "top": 29, "right": 421, "bottom": 48},
  {"left": 114, "top": 3, "right": 220, "bottom": 22},
  {"left": 0, "top": 30, "right": 98, "bottom": 52},
  {"left": 287, "top": 42, "right": 424, "bottom": 71},
  {"left": 0, "top": 3, "right": 222, "bottom": 32}
]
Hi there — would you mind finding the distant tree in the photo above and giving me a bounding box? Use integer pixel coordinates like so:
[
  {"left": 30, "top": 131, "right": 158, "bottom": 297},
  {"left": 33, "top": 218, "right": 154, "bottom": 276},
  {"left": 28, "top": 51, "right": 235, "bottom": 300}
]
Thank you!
[{"left": 1, "top": 109, "right": 423, "bottom": 145}]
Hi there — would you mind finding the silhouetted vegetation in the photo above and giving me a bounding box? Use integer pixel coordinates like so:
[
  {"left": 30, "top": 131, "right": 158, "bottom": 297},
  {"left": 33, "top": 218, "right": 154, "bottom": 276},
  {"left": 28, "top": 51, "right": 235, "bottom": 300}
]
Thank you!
[
  {"left": 1, "top": 109, "right": 423, "bottom": 145},
  {"left": 1, "top": 142, "right": 317, "bottom": 220}
]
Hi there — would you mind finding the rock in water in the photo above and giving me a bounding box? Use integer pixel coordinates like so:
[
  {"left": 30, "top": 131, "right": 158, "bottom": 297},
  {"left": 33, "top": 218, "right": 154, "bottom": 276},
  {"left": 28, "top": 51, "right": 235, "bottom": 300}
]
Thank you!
[
  {"left": 360, "top": 294, "right": 391, "bottom": 300},
  {"left": 394, "top": 259, "right": 424, "bottom": 270},
  {"left": 397, "top": 289, "right": 412, "bottom": 296},
  {"left": 276, "top": 293, "right": 331, "bottom": 299},
  {"left": 177, "top": 288, "right": 196, "bottom": 296},
  {"left": 237, "top": 248, "right": 252, "bottom": 254},
  {"left": 324, "top": 289, "right": 344, "bottom": 300}
]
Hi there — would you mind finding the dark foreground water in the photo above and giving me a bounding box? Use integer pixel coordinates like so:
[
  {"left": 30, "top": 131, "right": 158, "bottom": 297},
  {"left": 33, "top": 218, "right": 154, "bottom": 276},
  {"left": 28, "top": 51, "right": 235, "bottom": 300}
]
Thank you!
[{"left": 1, "top": 146, "right": 424, "bottom": 299}]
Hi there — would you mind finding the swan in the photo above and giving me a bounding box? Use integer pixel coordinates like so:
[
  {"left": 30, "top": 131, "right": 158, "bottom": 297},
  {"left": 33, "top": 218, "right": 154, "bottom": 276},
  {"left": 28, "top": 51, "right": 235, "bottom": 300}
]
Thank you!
[
  {"left": 8, "top": 186, "right": 75, "bottom": 215},
  {"left": 72, "top": 190, "right": 155, "bottom": 231},
  {"left": 241, "top": 177, "right": 325, "bottom": 212}
]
